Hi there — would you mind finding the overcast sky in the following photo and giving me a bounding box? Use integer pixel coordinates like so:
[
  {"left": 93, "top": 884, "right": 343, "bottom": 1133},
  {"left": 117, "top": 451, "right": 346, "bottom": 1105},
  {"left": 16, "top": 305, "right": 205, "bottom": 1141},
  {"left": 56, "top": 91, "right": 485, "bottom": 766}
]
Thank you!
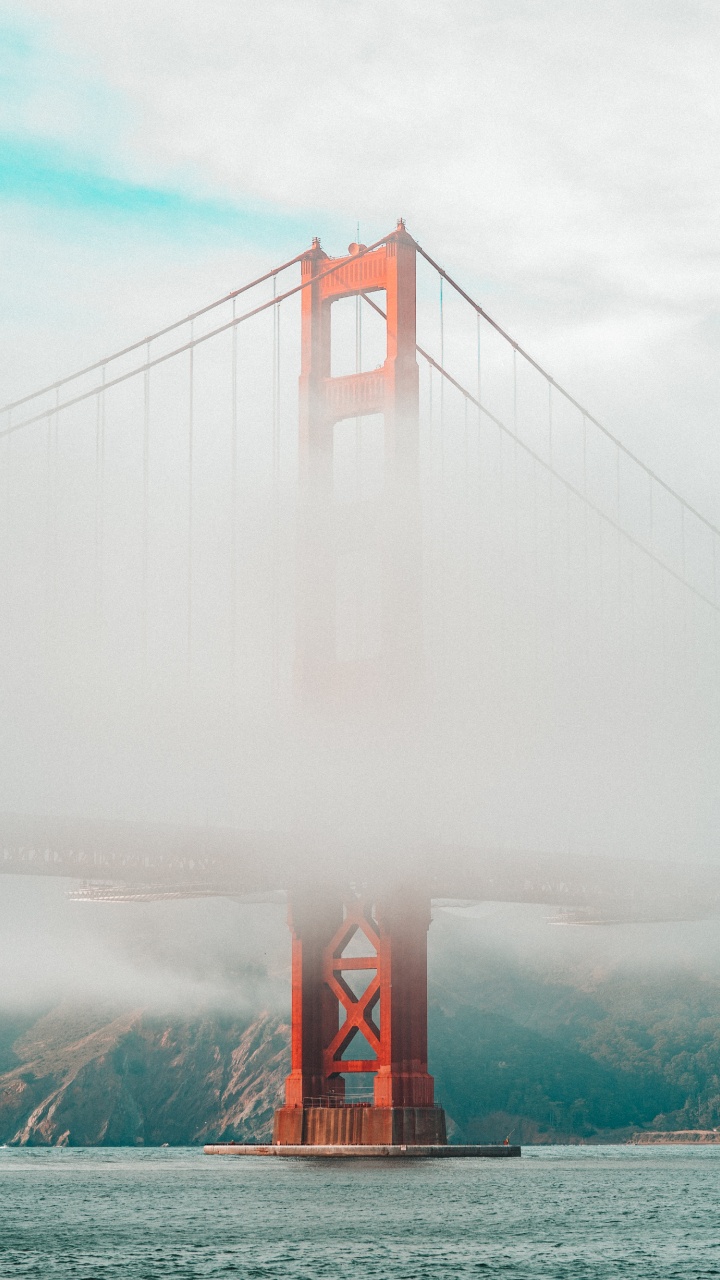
[
  {"left": 1, "top": 1, "right": 719, "bottom": 850},
  {"left": 2, "top": 3, "right": 720, "bottom": 1005},
  {"left": 2, "top": 0, "right": 719, "bottom": 518}
]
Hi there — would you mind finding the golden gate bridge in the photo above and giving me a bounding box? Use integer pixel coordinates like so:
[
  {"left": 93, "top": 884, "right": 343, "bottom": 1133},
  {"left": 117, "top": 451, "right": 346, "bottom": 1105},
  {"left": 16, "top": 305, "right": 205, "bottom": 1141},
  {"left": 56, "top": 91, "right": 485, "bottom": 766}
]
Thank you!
[{"left": 2, "top": 221, "right": 719, "bottom": 1151}]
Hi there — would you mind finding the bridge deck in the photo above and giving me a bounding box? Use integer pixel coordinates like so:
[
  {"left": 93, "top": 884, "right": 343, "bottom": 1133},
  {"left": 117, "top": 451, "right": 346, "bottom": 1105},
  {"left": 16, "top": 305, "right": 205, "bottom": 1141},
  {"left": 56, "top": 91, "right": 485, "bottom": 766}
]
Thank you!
[{"left": 2, "top": 814, "right": 720, "bottom": 920}]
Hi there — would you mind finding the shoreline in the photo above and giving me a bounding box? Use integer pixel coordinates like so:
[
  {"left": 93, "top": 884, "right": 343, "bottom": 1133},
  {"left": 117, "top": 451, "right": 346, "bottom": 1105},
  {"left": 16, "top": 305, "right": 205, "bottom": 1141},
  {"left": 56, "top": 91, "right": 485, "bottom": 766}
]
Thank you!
[{"left": 631, "top": 1131, "right": 720, "bottom": 1145}]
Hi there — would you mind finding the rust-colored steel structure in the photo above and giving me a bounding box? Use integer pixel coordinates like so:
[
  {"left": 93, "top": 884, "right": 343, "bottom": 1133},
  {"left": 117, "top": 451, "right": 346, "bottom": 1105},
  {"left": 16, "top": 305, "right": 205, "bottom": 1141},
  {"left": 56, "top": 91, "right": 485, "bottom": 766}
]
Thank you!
[
  {"left": 295, "top": 220, "right": 422, "bottom": 704},
  {"left": 11, "top": 224, "right": 719, "bottom": 1149},
  {"left": 273, "top": 891, "right": 446, "bottom": 1146},
  {"left": 276, "top": 223, "right": 447, "bottom": 1146}
]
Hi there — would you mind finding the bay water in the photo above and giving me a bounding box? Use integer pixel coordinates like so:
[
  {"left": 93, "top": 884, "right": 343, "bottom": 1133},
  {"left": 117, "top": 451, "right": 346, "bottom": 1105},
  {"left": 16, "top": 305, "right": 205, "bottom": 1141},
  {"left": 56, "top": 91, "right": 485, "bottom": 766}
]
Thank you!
[{"left": 1, "top": 1145, "right": 719, "bottom": 1278}]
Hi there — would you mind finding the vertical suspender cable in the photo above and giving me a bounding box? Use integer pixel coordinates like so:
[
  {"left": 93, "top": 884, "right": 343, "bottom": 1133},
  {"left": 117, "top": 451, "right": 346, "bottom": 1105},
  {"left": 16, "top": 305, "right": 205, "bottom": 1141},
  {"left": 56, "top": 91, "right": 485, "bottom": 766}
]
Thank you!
[
  {"left": 616, "top": 528, "right": 622, "bottom": 634},
  {"left": 425, "top": 361, "right": 432, "bottom": 657},
  {"left": 680, "top": 503, "right": 687, "bottom": 652},
  {"left": 272, "top": 293, "right": 279, "bottom": 691},
  {"left": 510, "top": 349, "right": 519, "bottom": 624},
  {"left": 272, "top": 280, "right": 280, "bottom": 690},
  {"left": 548, "top": 381, "right": 553, "bottom": 469},
  {"left": 659, "top": 560, "right": 667, "bottom": 695},
  {"left": 355, "top": 258, "right": 362, "bottom": 501},
  {"left": 50, "top": 396, "right": 57, "bottom": 639},
  {"left": 95, "top": 374, "right": 104, "bottom": 644},
  {"left": 547, "top": 379, "right": 555, "bottom": 666},
  {"left": 497, "top": 386, "right": 506, "bottom": 675},
  {"left": 475, "top": 312, "right": 483, "bottom": 625},
  {"left": 2, "top": 413, "right": 13, "bottom": 649},
  {"left": 187, "top": 326, "right": 194, "bottom": 681},
  {"left": 439, "top": 275, "right": 444, "bottom": 484},
  {"left": 582, "top": 414, "right": 588, "bottom": 496},
  {"left": 354, "top": 234, "right": 363, "bottom": 657},
  {"left": 142, "top": 342, "right": 150, "bottom": 669},
  {"left": 230, "top": 297, "right": 238, "bottom": 679},
  {"left": 707, "top": 535, "right": 712, "bottom": 706},
  {"left": 629, "top": 536, "right": 636, "bottom": 681},
  {"left": 476, "top": 313, "right": 482, "bottom": 426},
  {"left": 463, "top": 394, "right": 470, "bottom": 651},
  {"left": 582, "top": 412, "right": 589, "bottom": 630},
  {"left": 616, "top": 445, "right": 622, "bottom": 624},
  {"left": 476, "top": 313, "right": 482, "bottom": 530},
  {"left": 94, "top": 389, "right": 100, "bottom": 625},
  {"left": 648, "top": 472, "right": 655, "bottom": 614},
  {"left": 463, "top": 396, "right": 469, "bottom": 493},
  {"left": 272, "top": 277, "right": 279, "bottom": 488},
  {"left": 532, "top": 454, "right": 539, "bottom": 679},
  {"left": 565, "top": 484, "right": 572, "bottom": 666},
  {"left": 45, "top": 410, "right": 52, "bottom": 628},
  {"left": 2, "top": 411, "right": 8, "bottom": 608},
  {"left": 546, "top": 412, "right": 554, "bottom": 672},
  {"left": 438, "top": 272, "right": 446, "bottom": 657}
]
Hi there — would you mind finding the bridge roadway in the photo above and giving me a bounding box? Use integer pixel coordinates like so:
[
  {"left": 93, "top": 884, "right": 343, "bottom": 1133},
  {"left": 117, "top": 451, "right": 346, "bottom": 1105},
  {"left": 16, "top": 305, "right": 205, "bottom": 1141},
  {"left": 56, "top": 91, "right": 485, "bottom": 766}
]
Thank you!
[{"left": 1, "top": 813, "right": 719, "bottom": 924}]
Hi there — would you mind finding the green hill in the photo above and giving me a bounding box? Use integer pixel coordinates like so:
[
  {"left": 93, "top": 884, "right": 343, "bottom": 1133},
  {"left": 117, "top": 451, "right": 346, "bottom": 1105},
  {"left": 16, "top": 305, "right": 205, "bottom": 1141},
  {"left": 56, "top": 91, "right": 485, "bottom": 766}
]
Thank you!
[{"left": 2, "top": 928, "right": 719, "bottom": 1145}]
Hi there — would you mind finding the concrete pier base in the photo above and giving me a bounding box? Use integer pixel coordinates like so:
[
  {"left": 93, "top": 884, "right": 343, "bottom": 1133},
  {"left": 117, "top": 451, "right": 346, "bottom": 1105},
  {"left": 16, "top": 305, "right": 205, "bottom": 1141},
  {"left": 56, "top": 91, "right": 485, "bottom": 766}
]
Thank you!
[
  {"left": 273, "top": 1103, "right": 447, "bottom": 1146},
  {"left": 204, "top": 1143, "right": 521, "bottom": 1158}
]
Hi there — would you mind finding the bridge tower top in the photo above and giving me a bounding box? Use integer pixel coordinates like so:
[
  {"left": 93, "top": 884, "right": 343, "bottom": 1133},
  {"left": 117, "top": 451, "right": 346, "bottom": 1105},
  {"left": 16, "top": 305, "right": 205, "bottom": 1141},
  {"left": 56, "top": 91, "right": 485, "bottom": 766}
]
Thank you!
[{"left": 296, "top": 222, "right": 422, "bottom": 705}]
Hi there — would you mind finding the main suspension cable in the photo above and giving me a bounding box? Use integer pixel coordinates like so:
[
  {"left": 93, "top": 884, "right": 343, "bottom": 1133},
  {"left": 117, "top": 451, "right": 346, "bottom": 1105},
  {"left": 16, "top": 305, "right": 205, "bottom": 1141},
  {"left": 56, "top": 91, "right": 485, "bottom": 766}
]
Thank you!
[
  {"left": 359, "top": 290, "right": 719, "bottom": 617},
  {"left": 0, "top": 252, "right": 308, "bottom": 417},
  {"left": 414, "top": 241, "right": 720, "bottom": 543},
  {"left": 1, "top": 234, "right": 392, "bottom": 442}
]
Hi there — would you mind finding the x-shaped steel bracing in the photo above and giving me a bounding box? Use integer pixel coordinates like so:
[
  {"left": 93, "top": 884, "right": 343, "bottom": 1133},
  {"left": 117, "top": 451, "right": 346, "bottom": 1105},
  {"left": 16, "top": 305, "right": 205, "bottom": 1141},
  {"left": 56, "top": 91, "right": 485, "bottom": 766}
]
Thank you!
[{"left": 322, "top": 899, "right": 381, "bottom": 1077}]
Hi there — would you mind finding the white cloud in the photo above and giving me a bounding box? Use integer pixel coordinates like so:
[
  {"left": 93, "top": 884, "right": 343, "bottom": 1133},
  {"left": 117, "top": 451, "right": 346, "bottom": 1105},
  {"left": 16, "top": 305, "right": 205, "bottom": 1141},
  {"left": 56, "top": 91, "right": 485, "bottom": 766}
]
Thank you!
[
  {"left": 1, "top": 4, "right": 720, "bottom": 952},
  {"left": 4, "top": 0, "right": 720, "bottom": 506},
  {"left": 16, "top": 1, "right": 718, "bottom": 276}
]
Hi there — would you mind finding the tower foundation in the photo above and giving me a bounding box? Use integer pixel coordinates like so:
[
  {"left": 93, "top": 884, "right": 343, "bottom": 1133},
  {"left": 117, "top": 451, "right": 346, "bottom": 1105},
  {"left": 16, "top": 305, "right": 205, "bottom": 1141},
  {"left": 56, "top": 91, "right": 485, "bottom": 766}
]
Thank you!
[{"left": 272, "top": 889, "right": 447, "bottom": 1147}]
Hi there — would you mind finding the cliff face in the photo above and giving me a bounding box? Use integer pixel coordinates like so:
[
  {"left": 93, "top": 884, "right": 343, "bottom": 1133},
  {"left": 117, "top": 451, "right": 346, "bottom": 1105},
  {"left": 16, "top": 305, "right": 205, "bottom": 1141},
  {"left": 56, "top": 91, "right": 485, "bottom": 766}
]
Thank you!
[
  {"left": 0, "top": 996, "right": 682, "bottom": 1148},
  {"left": 3, "top": 937, "right": 720, "bottom": 1146},
  {"left": 0, "top": 1006, "right": 289, "bottom": 1146}
]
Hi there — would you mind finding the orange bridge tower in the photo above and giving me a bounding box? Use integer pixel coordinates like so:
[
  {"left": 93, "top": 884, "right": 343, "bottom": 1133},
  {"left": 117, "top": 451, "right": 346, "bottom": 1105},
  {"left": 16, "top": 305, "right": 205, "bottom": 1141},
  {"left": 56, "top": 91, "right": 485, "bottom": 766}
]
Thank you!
[
  {"left": 294, "top": 219, "right": 423, "bottom": 704},
  {"left": 273, "top": 223, "right": 446, "bottom": 1147}
]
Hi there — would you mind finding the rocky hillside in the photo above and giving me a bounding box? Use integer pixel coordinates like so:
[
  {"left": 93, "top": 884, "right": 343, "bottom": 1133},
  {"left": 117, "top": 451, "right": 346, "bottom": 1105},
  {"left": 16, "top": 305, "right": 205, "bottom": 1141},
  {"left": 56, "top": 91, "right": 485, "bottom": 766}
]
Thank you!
[
  {"left": 0, "top": 1006, "right": 289, "bottom": 1146},
  {"left": 2, "top": 927, "right": 720, "bottom": 1146}
]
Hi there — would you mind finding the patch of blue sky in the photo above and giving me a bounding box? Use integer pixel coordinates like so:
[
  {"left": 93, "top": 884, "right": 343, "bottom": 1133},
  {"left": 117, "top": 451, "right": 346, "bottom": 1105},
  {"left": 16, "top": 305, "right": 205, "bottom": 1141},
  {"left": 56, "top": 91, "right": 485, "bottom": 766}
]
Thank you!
[
  {"left": 0, "top": 11, "right": 341, "bottom": 254},
  {"left": 0, "top": 134, "right": 327, "bottom": 252},
  {"left": 0, "top": 15, "right": 32, "bottom": 61}
]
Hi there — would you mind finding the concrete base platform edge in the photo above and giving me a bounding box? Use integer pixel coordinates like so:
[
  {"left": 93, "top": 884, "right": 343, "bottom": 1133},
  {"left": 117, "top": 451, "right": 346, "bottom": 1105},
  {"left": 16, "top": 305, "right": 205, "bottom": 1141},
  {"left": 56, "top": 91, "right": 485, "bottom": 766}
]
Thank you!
[{"left": 204, "top": 1143, "right": 521, "bottom": 1158}]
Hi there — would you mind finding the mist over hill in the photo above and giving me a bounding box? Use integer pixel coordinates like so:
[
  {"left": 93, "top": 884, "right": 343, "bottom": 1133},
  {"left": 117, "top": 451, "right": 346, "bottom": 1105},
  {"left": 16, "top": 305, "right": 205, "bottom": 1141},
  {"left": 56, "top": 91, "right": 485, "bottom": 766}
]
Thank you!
[{"left": 2, "top": 900, "right": 719, "bottom": 1146}]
